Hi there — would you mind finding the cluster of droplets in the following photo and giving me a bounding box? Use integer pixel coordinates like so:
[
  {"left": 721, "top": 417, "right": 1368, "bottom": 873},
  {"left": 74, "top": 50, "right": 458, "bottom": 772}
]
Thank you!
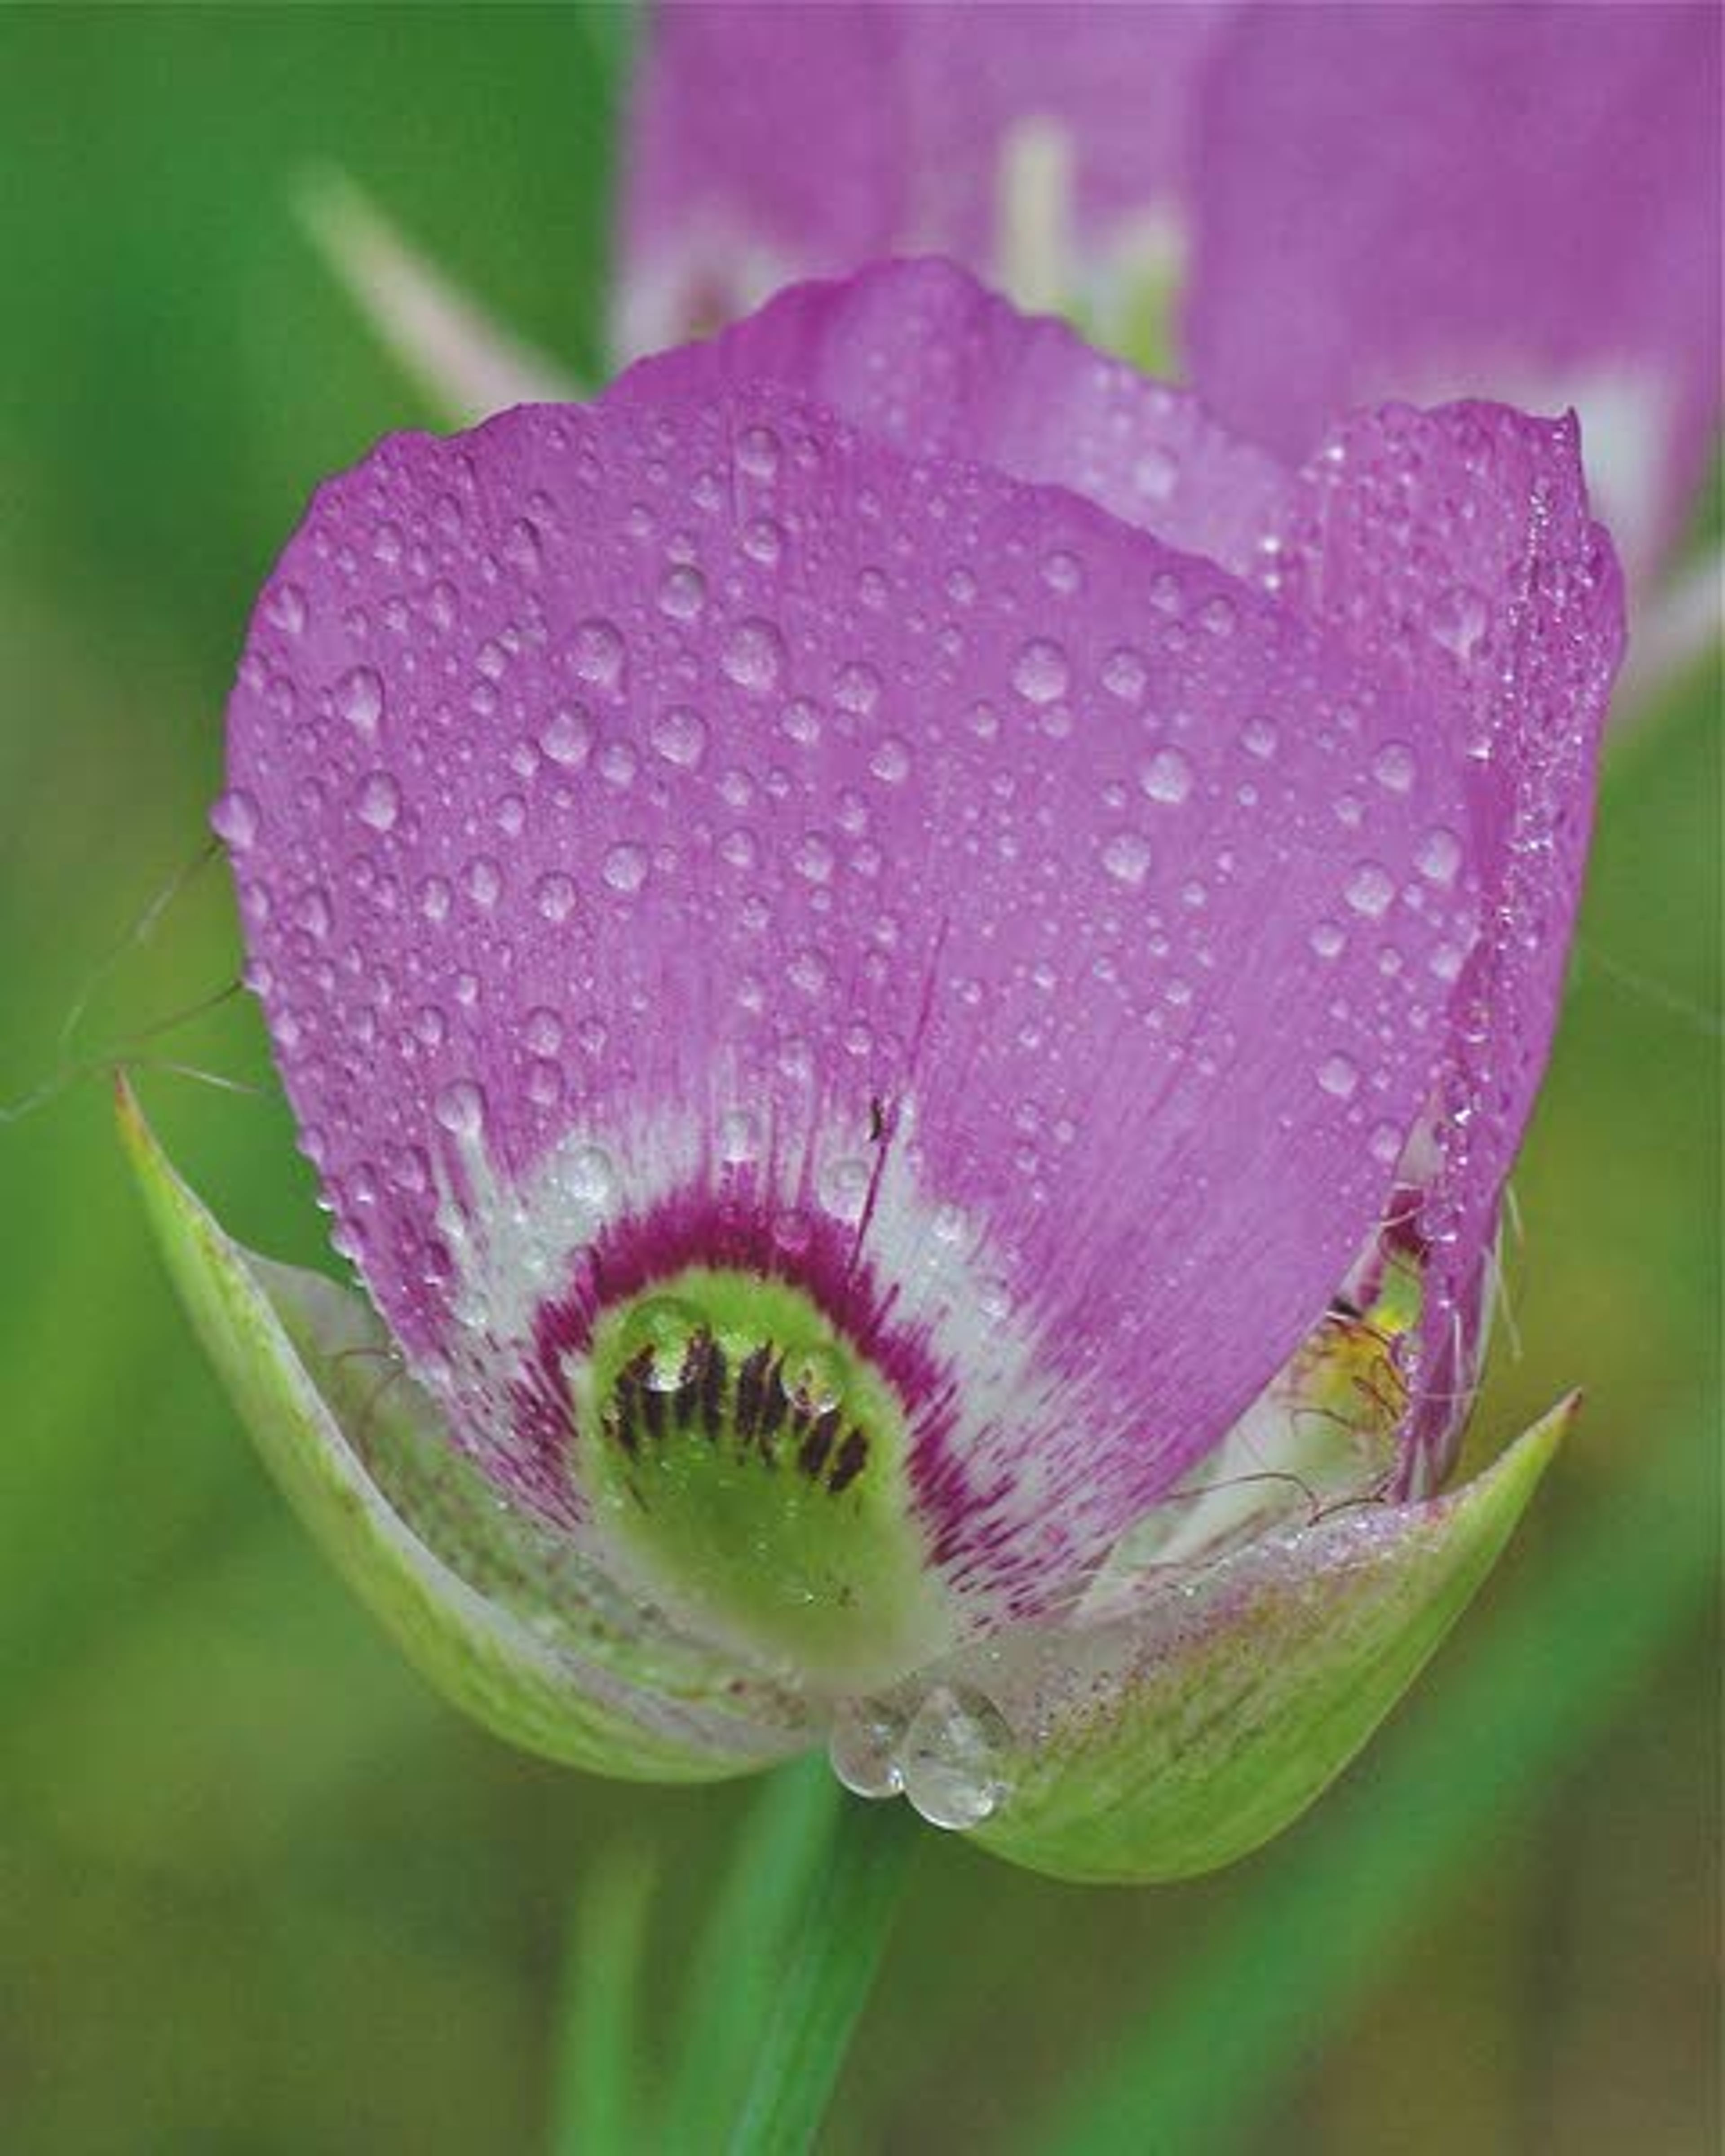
[{"left": 828, "top": 1682, "right": 1016, "bottom": 1831}]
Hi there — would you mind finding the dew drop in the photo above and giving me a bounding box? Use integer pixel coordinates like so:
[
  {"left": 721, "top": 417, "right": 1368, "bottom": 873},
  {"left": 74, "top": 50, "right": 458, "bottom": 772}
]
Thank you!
[
  {"left": 1133, "top": 444, "right": 1179, "bottom": 501},
  {"left": 656, "top": 563, "right": 707, "bottom": 622},
  {"left": 829, "top": 1697, "right": 909, "bottom": 1799},
  {"left": 210, "top": 787, "right": 260, "bottom": 850},
  {"left": 900, "top": 1684, "right": 1013, "bottom": 1830},
  {"left": 1309, "top": 917, "right": 1347, "bottom": 961},
  {"left": 1101, "top": 647, "right": 1149, "bottom": 702},
  {"left": 1101, "top": 831, "right": 1153, "bottom": 887},
  {"left": 535, "top": 871, "right": 577, "bottom": 923},
  {"left": 540, "top": 703, "right": 594, "bottom": 769},
  {"left": 1316, "top": 1052, "right": 1360, "bottom": 1101},
  {"left": 1344, "top": 861, "right": 1396, "bottom": 919},
  {"left": 355, "top": 771, "right": 401, "bottom": 833},
  {"left": 1371, "top": 741, "right": 1417, "bottom": 795},
  {"left": 742, "top": 516, "right": 784, "bottom": 566},
  {"left": 818, "top": 1154, "right": 873, "bottom": 1224},
  {"left": 602, "top": 842, "right": 649, "bottom": 895},
  {"left": 569, "top": 1144, "right": 617, "bottom": 1205},
  {"left": 833, "top": 661, "right": 881, "bottom": 716},
  {"left": 650, "top": 704, "right": 709, "bottom": 769},
  {"left": 868, "top": 735, "right": 913, "bottom": 785},
  {"left": 572, "top": 618, "right": 626, "bottom": 691},
  {"left": 620, "top": 1295, "right": 707, "bottom": 1391},
  {"left": 524, "top": 1007, "right": 564, "bottom": 1056},
  {"left": 434, "top": 1078, "right": 487, "bottom": 1140},
  {"left": 503, "top": 517, "right": 544, "bottom": 578},
  {"left": 265, "top": 582, "right": 308, "bottom": 637},
  {"left": 794, "top": 832, "right": 836, "bottom": 884},
  {"left": 1012, "top": 637, "right": 1070, "bottom": 705},
  {"left": 717, "top": 1108, "right": 760, "bottom": 1165},
  {"left": 721, "top": 617, "right": 786, "bottom": 694},
  {"left": 735, "top": 424, "right": 781, "bottom": 481},
  {"left": 1433, "top": 584, "right": 1489, "bottom": 663},
  {"left": 336, "top": 665, "right": 384, "bottom": 738},
  {"left": 1417, "top": 826, "right": 1463, "bottom": 887},
  {"left": 1139, "top": 747, "right": 1194, "bottom": 806}
]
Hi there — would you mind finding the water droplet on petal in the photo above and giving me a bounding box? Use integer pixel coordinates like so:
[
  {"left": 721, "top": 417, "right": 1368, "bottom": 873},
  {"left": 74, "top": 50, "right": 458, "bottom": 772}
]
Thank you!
[
  {"left": 829, "top": 1697, "right": 909, "bottom": 1799},
  {"left": 434, "top": 1078, "right": 487, "bottom": 1140},
  {"left": 1344, "top": 861, "right": 1396, "bottom": 919},
  {"left": 540, "top": 704, "right": 593, "bottom": 769},
  {"left": 650, "top": 705, "right": 709, "bottom": 769},
  {"left": 656, "top": 564, "right": 707, "bottom": 621},
  {"left": 1309, "top": 918, "right": 1347, "bottom": 961},
  {"left": 1012, "top": 638, "right": 1070, "bottom": 705},
  {"left": 900, "top": 1684, "right": 1013, "bottom": 1830},
  {"left": 602, "top": 843, "right": 649, "bottom": 895},
  {"left": 524, "top": 1007, "right": 564, "bottom": 1055},
  {"left": 1417, "top": 827, "right": 1463, "bottom": 886},
  {"left": 355, "top": 771, "right": 400, "bottom": 832},
  {"left": 1371, "top": 741, "right": 1417, "bottom": 794},
  {"left": 717, "top": 1108, "right": 760, "bottom": 1165},
  {"left": 735, "top": 425, "right": 781, "bottom": 481},
  {"left": 535, "top": 871, "right": 577, "bottom": 923},
  {"left": 869, "top": 735, "right": 913, "bottom": 785},
  {"left": 1101, "top": 647, "right": 1149, "bottom": 702},
  {"left": 1317, "top": 1052, "right": 1360, "bottom": 1101},
  {"left": 1139, "top": 747, "right": 1194, "bottom": 806},
  {"left": 211, "top": 788, "right": 260, "bottom": 850},
  {"left": 1101, "top": 831, "right": 1153, "bottom": 886},
  {"left": 721, "top": 618, "right": 786, "bottom": 694},
  {"left": 336, "top": 665, "right": 384, "bottom": 738},
  {"left": 265, "top": 582, "right": 308, "bottom": 637},
  {"left": 572, "top": 618, "right": 626, "bottom": 691}
]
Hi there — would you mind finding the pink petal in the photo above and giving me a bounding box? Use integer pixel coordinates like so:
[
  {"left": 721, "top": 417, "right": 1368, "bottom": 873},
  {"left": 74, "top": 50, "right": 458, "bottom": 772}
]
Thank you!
[
  {"left": 223, "top": 271, "right": 1491, "bottom": 1621},
  {"left": 1268, "top": 399, "right": 1625, "bottom": 1478}
]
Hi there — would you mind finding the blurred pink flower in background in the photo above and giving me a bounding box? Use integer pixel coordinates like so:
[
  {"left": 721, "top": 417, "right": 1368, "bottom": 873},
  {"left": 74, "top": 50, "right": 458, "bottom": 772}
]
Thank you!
[
  {"left": 309, "top": 3, "right": 1716, "bottom": 700},
  {"left": 622, "top": 2, "right": 1719, "bottom": 603}
]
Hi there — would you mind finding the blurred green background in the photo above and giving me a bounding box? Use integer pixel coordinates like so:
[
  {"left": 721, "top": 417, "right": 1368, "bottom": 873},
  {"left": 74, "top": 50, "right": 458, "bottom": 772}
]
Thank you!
[{"left": 0, "top": 10, "right": 1716, "bottom": 2152}]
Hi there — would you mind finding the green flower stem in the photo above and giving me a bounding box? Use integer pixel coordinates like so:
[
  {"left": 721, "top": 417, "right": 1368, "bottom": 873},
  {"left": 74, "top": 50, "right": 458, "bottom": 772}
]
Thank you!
[
  {"left": 555, "top": 1760, "right": 919, "bottom": 2156},
  {"left": 723, "top": 1770, "right": 919, "bottom": 2156},
  {"left": 662, "top": 1757, "right": 857, "bottom": 2152}
]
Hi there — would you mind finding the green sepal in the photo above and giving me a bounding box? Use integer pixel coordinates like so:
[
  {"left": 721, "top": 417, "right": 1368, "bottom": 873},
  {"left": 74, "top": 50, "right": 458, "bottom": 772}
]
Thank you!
[
  {"left": 962, "top": 1401, "right": 1573, "bottom": 1884},
  {"left": 116, "top": 1078, "right": 808, "bottom": 1784}
]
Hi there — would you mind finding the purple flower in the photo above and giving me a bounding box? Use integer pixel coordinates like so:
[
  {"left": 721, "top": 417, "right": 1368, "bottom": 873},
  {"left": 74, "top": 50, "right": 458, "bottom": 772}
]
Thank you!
[
  {"left": 129, "top": 261, "right": 1623, "bottom": 1880},
  {"left": 620, "top": 1, "right": 1718, "bottom": 600}
]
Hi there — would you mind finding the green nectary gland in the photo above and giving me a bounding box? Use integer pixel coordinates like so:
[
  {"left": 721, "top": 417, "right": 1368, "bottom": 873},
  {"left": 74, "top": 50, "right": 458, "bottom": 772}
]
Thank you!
[
  {"left": 570, "top": 1268, "right": 947, "bottom": 1689},
  {"left": 606, "top": 1301, "right": 872, "bottom": 1493}
]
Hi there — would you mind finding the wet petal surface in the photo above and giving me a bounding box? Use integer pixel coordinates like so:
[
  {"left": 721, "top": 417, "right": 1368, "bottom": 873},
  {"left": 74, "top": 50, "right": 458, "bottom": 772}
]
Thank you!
[{"left": 222, "top": 293, "right": 1490, "bottom": 1623}]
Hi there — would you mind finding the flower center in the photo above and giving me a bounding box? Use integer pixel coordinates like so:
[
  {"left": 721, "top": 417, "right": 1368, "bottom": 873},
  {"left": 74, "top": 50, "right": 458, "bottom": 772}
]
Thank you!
[{"left": 570, "top": 1267, "right": 949, "bottom": 1692}]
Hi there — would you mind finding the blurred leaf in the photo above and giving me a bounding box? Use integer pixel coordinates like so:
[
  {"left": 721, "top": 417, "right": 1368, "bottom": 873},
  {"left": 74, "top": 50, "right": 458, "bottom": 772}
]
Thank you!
[
  {"left": 1030, "top": 1401, "right": 1717, "bottom": 2156},
  {"left": 552, "top": 1841, "right": 658, "bottom": 2156}
]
